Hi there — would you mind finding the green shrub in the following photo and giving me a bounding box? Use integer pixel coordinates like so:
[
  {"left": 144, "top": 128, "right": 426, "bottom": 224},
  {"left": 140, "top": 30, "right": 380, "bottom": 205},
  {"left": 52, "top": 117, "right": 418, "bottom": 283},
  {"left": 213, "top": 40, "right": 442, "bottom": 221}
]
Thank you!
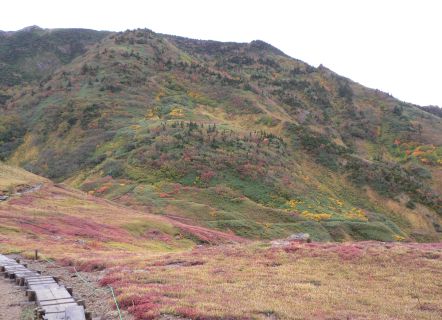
[
  {"left": 102, "top": 159, "right": 126, "bottom": 178},
  {"left": 406, "top": 200, "right": 416, "bottom": 209}
]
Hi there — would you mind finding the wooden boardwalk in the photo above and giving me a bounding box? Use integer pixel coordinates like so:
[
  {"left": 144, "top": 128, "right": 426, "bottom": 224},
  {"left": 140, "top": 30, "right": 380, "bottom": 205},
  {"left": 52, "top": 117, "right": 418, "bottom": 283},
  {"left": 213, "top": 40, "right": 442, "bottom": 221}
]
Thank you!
[{"left": 0, "top": 254, "right": 88, "bottom": 320}]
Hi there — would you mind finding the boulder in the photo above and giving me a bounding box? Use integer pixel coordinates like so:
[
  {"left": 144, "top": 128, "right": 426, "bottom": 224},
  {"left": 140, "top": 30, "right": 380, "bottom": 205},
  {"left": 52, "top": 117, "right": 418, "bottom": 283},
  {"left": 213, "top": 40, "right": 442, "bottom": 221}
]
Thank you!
[{"left": 286, "top": 233, "right": 310, "bottom": 242}]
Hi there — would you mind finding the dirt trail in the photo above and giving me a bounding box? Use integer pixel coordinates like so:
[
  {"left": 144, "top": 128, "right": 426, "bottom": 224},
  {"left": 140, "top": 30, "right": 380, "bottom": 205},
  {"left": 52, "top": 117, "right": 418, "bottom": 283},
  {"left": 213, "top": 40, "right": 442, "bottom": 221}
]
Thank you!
[
  {"left": 0, "top": 277, "right": 31, "bottom": 320},
  {"left": 0, "top": 183, "right": 44, "bottom": 202}
]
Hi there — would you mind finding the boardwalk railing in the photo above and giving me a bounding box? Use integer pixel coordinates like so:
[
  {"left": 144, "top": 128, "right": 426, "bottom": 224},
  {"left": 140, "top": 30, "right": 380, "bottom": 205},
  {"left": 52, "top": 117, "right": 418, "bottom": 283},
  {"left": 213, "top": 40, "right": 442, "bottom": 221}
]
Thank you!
[{"left": 0, "top": 254, "right": 89, "bottom": 320}]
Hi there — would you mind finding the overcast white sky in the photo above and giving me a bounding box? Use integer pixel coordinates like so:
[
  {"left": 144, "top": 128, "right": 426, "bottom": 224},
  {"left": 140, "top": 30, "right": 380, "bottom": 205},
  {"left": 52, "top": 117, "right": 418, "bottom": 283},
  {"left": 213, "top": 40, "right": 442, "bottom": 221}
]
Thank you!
[{"left": 2, "top": 0, "right": 441, "bottom": 107}]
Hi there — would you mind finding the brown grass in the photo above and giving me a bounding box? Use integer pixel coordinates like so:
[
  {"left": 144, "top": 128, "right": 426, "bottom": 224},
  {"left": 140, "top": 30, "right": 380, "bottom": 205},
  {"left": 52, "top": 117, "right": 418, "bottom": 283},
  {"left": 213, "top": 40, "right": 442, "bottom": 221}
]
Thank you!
[
  {"left": 102, "top": 242, "right": 442, "bottom": 320},
  {"left": 0, "top": 162, "right": 45, "bottom": 190}
]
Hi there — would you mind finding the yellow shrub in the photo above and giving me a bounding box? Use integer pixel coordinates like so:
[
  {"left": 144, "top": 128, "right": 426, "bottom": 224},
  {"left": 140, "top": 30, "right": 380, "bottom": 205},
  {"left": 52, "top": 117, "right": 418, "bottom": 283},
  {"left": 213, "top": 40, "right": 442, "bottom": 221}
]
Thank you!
[
  {"left": 345, "top": 208, "right": 368, "bottom": 221},
  {"left": 188, "top": 91, "right": 202, "bottom": 99},
  {"left": 169, "top": 107, "right": 184, "bottom": 118},
  {"left": 335, "top": 199, "right": 344, "bottom": 207},
  {"left": 287, "top": 199, "right": 300, "bottom": 209},
  {"left": 145, "top": 109, "right": 158, "bottom": 119},
  {"left": 301, "top": 211, "right": 332, "bottom": 221}
]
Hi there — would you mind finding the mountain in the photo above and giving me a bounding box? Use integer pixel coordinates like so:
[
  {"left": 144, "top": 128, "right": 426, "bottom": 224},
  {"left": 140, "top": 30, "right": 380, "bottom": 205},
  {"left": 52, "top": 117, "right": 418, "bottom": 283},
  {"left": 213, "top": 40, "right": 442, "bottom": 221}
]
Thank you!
[
  {"left": 0, "top": 28, "right": 441, "bottom": 242},
  {"left": 0, "top": 26, "right": 109, "bottom": 86}
]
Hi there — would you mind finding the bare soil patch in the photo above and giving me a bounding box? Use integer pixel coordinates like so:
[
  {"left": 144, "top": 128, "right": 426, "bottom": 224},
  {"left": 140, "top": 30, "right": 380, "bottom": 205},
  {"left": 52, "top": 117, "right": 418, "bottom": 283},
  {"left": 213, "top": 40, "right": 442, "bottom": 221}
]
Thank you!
[{"left": 0, "top": 276, "right": 34, "bottom": 320}]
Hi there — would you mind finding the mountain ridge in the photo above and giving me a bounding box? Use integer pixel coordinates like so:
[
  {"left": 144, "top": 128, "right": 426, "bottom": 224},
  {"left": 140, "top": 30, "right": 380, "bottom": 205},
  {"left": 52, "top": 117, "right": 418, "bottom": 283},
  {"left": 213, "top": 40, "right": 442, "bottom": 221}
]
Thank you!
[{"left": 2, "top": 25, "right": 440, "bottom": 108}]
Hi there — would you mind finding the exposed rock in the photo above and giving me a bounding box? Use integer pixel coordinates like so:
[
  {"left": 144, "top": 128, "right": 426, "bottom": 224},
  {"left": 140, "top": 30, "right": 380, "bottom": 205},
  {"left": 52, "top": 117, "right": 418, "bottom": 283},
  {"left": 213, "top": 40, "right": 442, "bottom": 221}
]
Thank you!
[
  {"left": 271, "top": 233, "right": 310, "bottom": 247},
  {"left": 287, "top": 233, "right": 310, "bottom": 241}
]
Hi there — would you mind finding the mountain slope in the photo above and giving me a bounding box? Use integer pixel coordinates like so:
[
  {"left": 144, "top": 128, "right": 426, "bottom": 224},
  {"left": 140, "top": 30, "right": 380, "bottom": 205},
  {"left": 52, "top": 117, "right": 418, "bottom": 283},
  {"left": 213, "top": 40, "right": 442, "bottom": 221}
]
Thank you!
[
  {"left": 1, "top": 28, "right": 441, "bottom": 241},
  {"left": 0, "top": 26, "right": 109, "bottom": 86},
  {"left": 0, "top": 161, "right": 243, "bottom": 264},
  {"left": 2, "top": 163, "right": 441, "bottom": 320}
]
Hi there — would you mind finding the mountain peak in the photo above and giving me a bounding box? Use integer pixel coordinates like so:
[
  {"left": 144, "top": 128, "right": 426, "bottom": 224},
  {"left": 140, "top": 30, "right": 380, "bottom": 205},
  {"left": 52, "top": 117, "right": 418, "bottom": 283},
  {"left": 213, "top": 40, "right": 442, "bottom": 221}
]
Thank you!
[
  {"left": 19, "top": 25, "right": 43, "bottom": 32},
  {"left": 249, "top": 39, "right": 287, "bottom": 56}
]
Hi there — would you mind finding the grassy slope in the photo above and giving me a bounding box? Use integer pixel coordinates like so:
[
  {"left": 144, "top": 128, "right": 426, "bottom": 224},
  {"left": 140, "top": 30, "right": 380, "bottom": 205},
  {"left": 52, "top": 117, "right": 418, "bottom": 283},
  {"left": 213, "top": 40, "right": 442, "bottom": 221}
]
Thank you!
[
  {"left": 0, "top": 163, "right": 243, "bottom": 268},
  {"left": 0, "top": 29, "right": 441, "bottom": 241},
  {"left": 0, "top": 161, "right": 46, "bottom": 191}
]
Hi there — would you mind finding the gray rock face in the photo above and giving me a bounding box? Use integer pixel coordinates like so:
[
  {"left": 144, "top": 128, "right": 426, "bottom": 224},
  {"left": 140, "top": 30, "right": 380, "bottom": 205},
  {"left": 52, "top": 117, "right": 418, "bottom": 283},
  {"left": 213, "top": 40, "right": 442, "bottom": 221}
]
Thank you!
[
  {"left": 0, "top": 195, "right": 9, "bottom": 201},
  {"left": 271, "top": 233, "right": 311, "bottom": 247},
  {"left": 286, "top": 233, "right": 310, "bottom": 241}
]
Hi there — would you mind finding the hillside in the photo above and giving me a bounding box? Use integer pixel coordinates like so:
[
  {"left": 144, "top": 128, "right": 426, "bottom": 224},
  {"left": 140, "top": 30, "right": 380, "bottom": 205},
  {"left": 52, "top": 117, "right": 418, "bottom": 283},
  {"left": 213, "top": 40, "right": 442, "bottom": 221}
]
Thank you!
[
  {"left": 1, "top": 164, "right": 441, "bottom": 319},
  {"left": 0, "top": 161, "right": 243, "bottom": 261},
  {"left": 0, "top": 26, "right": 109, "bottom": 86},
  {"left": 0, "top": 28, "right": 441, "bottom": 242},
  {"left": 0, "top": 161, "right": 45, "bottom": 192}
]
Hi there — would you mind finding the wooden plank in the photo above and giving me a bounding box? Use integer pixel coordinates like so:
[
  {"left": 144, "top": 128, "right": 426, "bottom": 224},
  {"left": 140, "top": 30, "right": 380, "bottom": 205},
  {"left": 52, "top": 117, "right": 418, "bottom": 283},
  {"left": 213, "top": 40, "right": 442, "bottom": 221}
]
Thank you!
[
  {"left": 0, "top": 265, "right": 18, "bottom": 272},
  {"left": 40, "top": 298, "right": 76, "bottom": 307},
  {"left": 6, "top": 270, "right": 28, "bottom": 279},
  {"left": 43, "top": 313, "right": 66, "bottom": 320},
  {"left": 15, "top": 274, "right": 41, "bottom": 285},
  {"left": 26, "top": 275, "right": 55, "bottom": 281},
  {"left": 15, "top": 270, "right": 39, "bottom": 275},
  {"left": 27, "top": 277, "right": 56, "bottom": 282},
  {"left": 28, "top": 279, "right": 57, "bottom": 285},
  {"left": 37, "top": 287, "right": 57, "bottom": 300},
  {"left": 49, "top": 286, "right": 72, "bottom": 300},
  {"left": 16, "top": 272, "right": 41, "bottom": 285},
  {"left": 4, "top": 264, "right": 29, "bottom": 271},
  {"left": 35, "top": 286, "right": 73, "bottom": 309},
  {"left": 0, "top": 264, "right": 19, "bottom": 271},
  {"left": 5, "top": 271, "right": 28, "bottom": 278},
  {"left": 28, "top": 282, "right": 62, "bottom": 288},
  {"left": 5, "top": 267, "right": 28, "bottom": 273},
  {"left": 23, "top": 280, "right": 58, "bottom": 288},
  {"left": 28, "top": 281, "right": 58, "bottom": 288},
  {"left": 0, "top": 262, "right": 18, "bottom": 266},
  {"left": 41, "top": 302, "right": 79, "bottom": 313},
  {"left": 0, "top": 256, "right": 16, "bottom": 262},
  {"left": 25, "top": 277, "right": 55, "bottom": 285},
  {"left": 40, "top": 302, "right": 87, "bottom": 320},
  {"left": 40, "top": 296, "right": 76, "bottom": 304},
  {"left": 4, "top": 264, "right": 26, "bottom": 269},
  {"left": 28, "top": 283, "right": 62, "bottom": 291},
  {"left": 26, "top": 274, "right": 57, "bottom": 283},
  {"left": 65, "top": 305, "right": 86, "bottom": 320},
  {"left": 5, "top": 268, "right": 28, "bottom": 273},
  {"left": 36, "top": 287, "right": 72, "bottom": 302},
  {"left": 5, "top": 270, "right": 28, "bottom": 275},
  {"left": 15, "top": 271, "right": 40, "bottom": 278}
]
